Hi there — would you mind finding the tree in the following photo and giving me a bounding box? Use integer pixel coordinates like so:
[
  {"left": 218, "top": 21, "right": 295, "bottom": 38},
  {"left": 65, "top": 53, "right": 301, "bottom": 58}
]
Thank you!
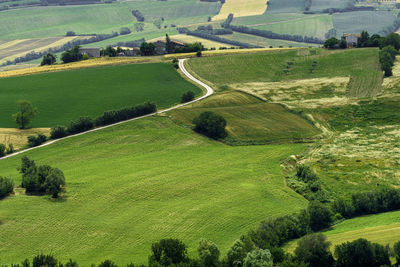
[
  {"left": 32, "top": 254, "right": 58, "bottom": 267},
  {"left": 149, "top": 238, "right": 188, "bottom": 266},
  {"left": 61, "top": 46, "right": 83, "bottom": 63},
  {"left": 308, "top": 201, "right": 333, "bottom": 231},
  {"left": 0, "top": 143, "right": 5, "bottom": 157},
  {"left": 104, "top": 46, "right": 117, "bottom": 57},
  {"left": 40, "top": 52, "right": 57, "bottom": 66},
  {"left": 382, "top": 61, "right": 393, "bottom": 77},
  {"left": 394, "top": 240, "right": 400, "bottom": 265},
  {"left": 243, "top": 249, "right": 273, "bottom": 267},
  {"left": 334, "top": 238, "right": 390, "bottom": 267},
  {"left": 324, "top": 37, "right": 340, "bottom": 49},
  {"left": 181, "top": 91, "right": 195, "bottom": 103},
  {"left": 193, "top": 111, "right": 227, "bottom": 139},
  {"left": 120, "top": 27, "right": 131, "bottom": 35},
  {"left": 339, "top": 39, "right": 347, "bottom": 49},
  {"left": 166, "top": 34, "right": 174, "bottom": 54},
  {"left": 45, "top": 168, "right": 66, "bottom": 198},
  {"left": 357, "top": 31, "right": 370, "bottom": 47},
  {"left": 0, "top": 176, "right": 14, "bottom": 199},
  {"left": 198, "top": 239, "right": 220, "bottom": 267},
  {"left": 382, "top": 32, "right": 400, "bottom": 50},
  {"left": 294, "top": 234, "right": 334, "bottom": 267},
  {"left": 226, "top": 239, "right": 250, "bottom": 267},
  {"left": 140, "top": 42, "right": 156, "bottom": 56},
  {"left": 13, "top": 100, "right": 37, "bottom": 129},
  {"left": 98, "top": 260, "right": 118, "bottom": 267}
]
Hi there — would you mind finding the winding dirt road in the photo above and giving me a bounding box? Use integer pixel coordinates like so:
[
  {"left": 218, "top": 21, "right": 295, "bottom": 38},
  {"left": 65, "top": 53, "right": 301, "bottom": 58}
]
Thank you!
[{"left": 0, "top": 58, "right": 214, "bottom": 160}]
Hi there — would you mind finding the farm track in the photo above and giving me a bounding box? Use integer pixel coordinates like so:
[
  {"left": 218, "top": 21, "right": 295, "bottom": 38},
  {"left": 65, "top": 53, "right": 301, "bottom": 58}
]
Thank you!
[{"left": 0, "top": 58, "right": 214, "bottom": 160}]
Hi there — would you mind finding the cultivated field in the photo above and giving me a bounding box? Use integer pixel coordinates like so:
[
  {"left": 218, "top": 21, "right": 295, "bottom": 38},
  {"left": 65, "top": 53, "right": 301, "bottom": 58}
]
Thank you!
[
  {"left": 0, "top": 128, "right": 50, "bottom": 149},
  {"left": 266, "top": 0, "right": 305, "bottom": 13},
  {"left": 213, "top": 0, "right": 268, "bottom": 21},
  {"left": 0, "top": 62, "right": 201, "bottom": 128},
  {"left": 150, "top": 34, "right": 234, "bottom": 49},
  {"left": 0, "top": 116, "right": 308, "bottom": 265}
]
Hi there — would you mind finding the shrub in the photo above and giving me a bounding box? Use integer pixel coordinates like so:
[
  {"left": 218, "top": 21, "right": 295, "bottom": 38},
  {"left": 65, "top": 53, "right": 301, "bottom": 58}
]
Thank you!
[
  {"left": 120, "top": 27, "right": 131, "bottom": 35},
  {"left": 0, "top": 176, "right": 14, "bottom": 199},
  {"left": 193, "top": 111, "right": 227, "bottom": 139},
  {"left": 27, "top": 133, "right": 47, "bottom": 147},
  {"left": 68, "top": 117, "right": 94, "bottom": 134},
  {"left": 294, "top": 234, "right": 334, "bottom": 267},
  {"left": 40, "top": 52, "right": 57, "bottom": 66},
  {"left": 0, "top": 143, "right": 5, "bottom": 157},
  {"left": 149, "top": 239, "right": 188, "bottom": 266},
  {"left": 243, "top": 248, "right": 273, "bottom": 267},
  {"left": 198, "top": 239, "right": 220, "bottom": 267},
  {"left": 6, "top": 143, "right": 14, "bottom": 155},
  {"left": 61, "top": 46, "right": 83, "bottom": 64},
  {"left": 98, "top": 260, "right": 118, "bottom": 267},
  {"left": 50, "top": 126, "right": 68, "bottom": 139},
  {"left": 308, "top": 201, "right": 333, "bottom": 231},
  {"left": 394, "top": 240, "right": 400, "bottom": 265},
  {"left": 32, "top": 254, "right": 58, "bottom": 267},
  {"left": 196, "top": 51, "right": 202, "bottom": 57},
  {"left": 181, "top": 91, "right": 195, "bottom": 103}
]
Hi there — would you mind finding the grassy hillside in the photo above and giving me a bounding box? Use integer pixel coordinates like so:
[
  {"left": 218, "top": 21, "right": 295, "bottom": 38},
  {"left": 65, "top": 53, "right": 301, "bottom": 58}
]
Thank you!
[
  {"left": 213, "top": 0, "right": 267, "bottom": 21},
  {"left": 0, "top": 0, "right": 219, "bottom": 39},
  {"left": 0, "top": 62, "right": 201, "bottom": 128},
  {"left": 186, "top": 48, "right": 382, "bottom": 97},
  {"left": 169, "top": 90, "right": 320, "bottom": 144},
  {"left": 0, "top": 116, "right": 308, "bottom": 265},
  {"left": 284, "top": 210, "right": 400, "bottom": 252}
]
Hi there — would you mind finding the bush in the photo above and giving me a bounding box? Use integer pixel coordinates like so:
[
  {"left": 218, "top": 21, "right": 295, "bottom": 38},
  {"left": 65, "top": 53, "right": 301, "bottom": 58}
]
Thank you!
[
  {"left": 40, "top": 52, "right": 57, "bottom": 66},
  {"left": 181, "top": 91, "right": 195, "bottom": 103},
  {"left": 198, "top": 239, "right": 220, "bottom": 267},
  {"left": 120, "top": 27, "right": 131, "bottom": 35},
  {"left": 27, "top": 133, "right": 47, "bottom": 147},
  {"left": 61, "top": 46, "right": 83, "bottom": 64},
  {"left": 243, "top": 248, "right": 273, "bottom": 267},
  {"left": 67, "top": 117, "right": 94, "bottom": 134},
  {"left": 98, "top": 260, "right": 118, "bottom": 267},
  {"left": 0, "top": 143, "right": 5, "bottom": 157},
  {"left": 294, "top": 234, "right": 334, "bottom": 267},
  {"left": 149, "top": 239, "right": 188, "bottom": 266},
  {"left": 193, "top": 111, "right": 227, "bottom": 139},
  {"left": 32, "top": 254, "right": 59, "bottom": 267},
  {"left": 0, "top": 176, "right": 14, "bottom": 199},
  {"left": 50, "top": 126, "right": 68, "bottom": 139},
  {"left": 308, "top": 201, "right": 333, "bottom": 231},
  {"left": 6, "top": 143, "right": 14, "bottom": 155}
]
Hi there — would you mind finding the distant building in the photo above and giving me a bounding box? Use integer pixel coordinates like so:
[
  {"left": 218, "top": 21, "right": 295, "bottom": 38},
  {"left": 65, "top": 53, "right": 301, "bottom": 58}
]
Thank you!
[
  {"left": 79, "top": 47, "right": 102, "bottom": 58},
  {"left": 153, "top": 40, "right": 185, "bottom": 55},
  {"left": 343, "top": 33, "right": 360, "bottom": 48}
]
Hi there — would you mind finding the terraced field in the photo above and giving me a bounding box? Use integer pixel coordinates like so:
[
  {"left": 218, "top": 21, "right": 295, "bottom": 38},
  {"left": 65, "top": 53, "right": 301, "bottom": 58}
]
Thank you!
[
  {"left": 0, "top": 115, "right": 308, "bottom": 265},
  {"left": 0, "top": 62, "right": 201, "bottom": 128},
  {"left": 213, "top": 0, "right": 268, "bottom": 21},
  {"left": 0, "top": 36, "right": 89, "bottom": 65}
]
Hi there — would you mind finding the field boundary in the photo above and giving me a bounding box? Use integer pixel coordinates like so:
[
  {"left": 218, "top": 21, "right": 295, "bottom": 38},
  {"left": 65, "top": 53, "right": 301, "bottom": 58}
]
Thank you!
[{"left": 0, "top": 59, "right": 214, "bottom": 160}]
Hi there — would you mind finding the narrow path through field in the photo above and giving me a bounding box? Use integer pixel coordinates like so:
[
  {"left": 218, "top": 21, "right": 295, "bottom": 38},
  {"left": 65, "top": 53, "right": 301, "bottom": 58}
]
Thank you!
[{"left": 0, "top": 59, "right": 214, "bottom": 160}]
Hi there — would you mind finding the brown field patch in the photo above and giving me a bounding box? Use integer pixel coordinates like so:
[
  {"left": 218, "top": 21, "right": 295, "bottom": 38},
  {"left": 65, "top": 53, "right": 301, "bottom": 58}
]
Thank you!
[{"left": 0, "top": 128, "right": 50, "bottom": 149}]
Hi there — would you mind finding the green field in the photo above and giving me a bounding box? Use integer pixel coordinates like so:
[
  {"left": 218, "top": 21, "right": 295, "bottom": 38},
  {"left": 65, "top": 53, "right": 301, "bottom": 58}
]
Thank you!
[
  {"left": 186, "top": 48, "right": 382, "bottom": 97},
  {"left": 0, "top": 116, "right": 308, "bottom": 265},
  {"left": 170, "top": 90, "right": 320, "bottom": 145},
  {"left": 266, "top": 0, "right": 305, "bottom": 13},
  {"left": 0, "top": 0, "right": 219, "bottom": 39},
  {"left": 0, "top": 63, "right": 201, "bottom": 128},
  {"left": 284, "top": 210, "right": 400, "bottom": 252}
]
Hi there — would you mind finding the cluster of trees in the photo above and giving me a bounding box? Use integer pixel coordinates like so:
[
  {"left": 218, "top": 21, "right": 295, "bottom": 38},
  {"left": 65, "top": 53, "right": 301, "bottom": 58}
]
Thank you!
[
  {"left": 323, "top": 37, "right": 347, "bottom": 49},
  {"left": 41, "top": 52, "right": 57, "bottom": 65},
  {"left": 193, "top": 111, "right": 227, "bottom": 140},
  {"left": 228, "top": 25, "right": 324, "bottom": 44},
  {"left": 140, "top": 42, "right": 156, "bottom": 56},
  {"left": 196, "top": 25, "right": 233, "bottom": 35},
  {"left": 220, "top": 13, "right": 233, "bottom": 28},
  {"left": 181, "top": 91, "right": 195, "bottom": 103},
  {"left": 174, "top": 42, "right": 204, "bottom": 53},
  {"left": 119, "top": 27, "right": 131, "bottom": 35},
  {"left": 0, "top": 143, "right": 14, "bottom": 157},
  {"left": 0, "top": 176, "right": 14, "bottom": 199},
  {"left": 380, "top": 45, "right": 397, "bottom": 77},
  {"left": 50, "top": 102, "right": 156, "bottom": 139},
  {"left": 20, "top": 156, "right": 66, "bottom": 198},
  {"left": 27, "top": 133, "right": 47, "bottom": 147},
  {"left": 61, "top": 46, "right": 83, "bottom": 63},
  {"left": 132, "top": 10, "right": 145, "bottom": 22}
]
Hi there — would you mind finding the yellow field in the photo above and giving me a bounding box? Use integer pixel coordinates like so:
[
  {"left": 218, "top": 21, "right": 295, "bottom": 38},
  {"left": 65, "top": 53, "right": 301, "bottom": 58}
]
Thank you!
[
  {"left": 150, "top": 34, "right": 236, "bottom": 49},
  {"left": 0, "top": 36, "right": 90, "bottom": 65},
  {"left": 0, "top": 128, "right": 50, "bottom": 149},
  {"left": 213, "top": 0, "right": 268, "bottom": 21},
  {"left": 0, "top": 57, "right": 164, "bottom": 78}
]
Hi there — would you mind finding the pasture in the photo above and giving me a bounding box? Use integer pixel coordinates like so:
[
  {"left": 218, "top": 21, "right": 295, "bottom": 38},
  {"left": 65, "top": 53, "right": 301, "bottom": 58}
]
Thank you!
[
  {"left": 266, "top": 0, "right": 305, "bottom": 13},
  {"left": 213, "top": 0, "right": 268, "bottom": 21},
  {"left": 186, "top": 48, "right": 382, "bottom": 97},
  {"left": 0, "top": 116, "right": 308, "bottom": 265},
  {"left": 0, "top": 62, "right": 201, "bottom": 128}
]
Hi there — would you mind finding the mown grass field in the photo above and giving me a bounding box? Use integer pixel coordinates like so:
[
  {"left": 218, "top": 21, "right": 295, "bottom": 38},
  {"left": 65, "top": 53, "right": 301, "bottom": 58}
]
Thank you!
[
  {"left": 284, "top": 210, "right": 400, "bottom": 252},
  {"left": 0, "top": 116, "right": 308, "bottom": 265},
  {"left": 169, "top": 90, "right": 320, "bottom": 144},
  {"left": 213, "top": 0, "right": 267, "bottom": 21},
  {"left": 186, "top": 48, "right": 382, "bottom": 97},
  {"left": 0, "top": 62, "right": 201, "bottom": 128},
  {"left": 150, "top": 34, "right": 235, "bottom": 49},
  {"left": 0, "top": 0, "right": 219, "bottom": 39},
  {"left": 266, "top": 0, "right": 305, "bottom": 13}
]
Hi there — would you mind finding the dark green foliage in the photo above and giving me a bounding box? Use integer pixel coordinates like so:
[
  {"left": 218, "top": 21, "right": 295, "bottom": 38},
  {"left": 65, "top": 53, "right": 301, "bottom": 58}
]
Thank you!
[
  {"left": 27, "top": 133, "right": 47, "bottom": 147},
  {"left": 61, "top": 46, "right": 83, "bottom": 63},
  {"left": 0, "top": 143, "right": 5, "bottom": 157},
  {"left": 331, "top": 198, "right": 355, "bottom": 219},
  {"left": 181, "top": 91, "right": 195, "bottom": 103},
  {"left": 13, "top": 100, "right": 37, "bottom": 129},
  {"left": 294, "top": 234, "right": 334, "bottom": 267},
  {"left": 50, "top": 126, "right": 68, "bottom": 139},
  {"left": 334, "top": 238, "right": 390, "bottom": 267},
  {"left": 149, "top": 238, "right": 188, "bottom": 266},
  {"left": 394, "top": 240, "right": 400, "bottom": 265},
  {"left": 382, "top": 32, "right": 400, "bottom": 50},
  {"left": 339, "top": 39, "right": 347, "bottom": 49},
  {"left": 324, "top": 37, "right": 340, "bottom": 49},
  {"left": 243, "top": 248, "right": 273, "bottom": 267},
  {"left": 67, "top": 117, "right": 94, "bottom": 134},
  {"left": 196, "top": 51, "right": 202, "bottom": 57},
  {"left": 40, "top": 52, "right": 57, "bottom": 66},
  {"left": 65, "top": 259, "right": 79, "bottom": 267},
  {"left": 20, "top": 156, "right": 65, "bottom": 197},
  {"left": 140, "top": 42, "right": 156, "bottom": 56},
  {"left": 6, "top": 143, "right": 14, "bottom": 155},
  {"left": 166, "top": 34, "right": 173, "bottom": 54},
  {"left": 94, "top": 102, "right": 156, "bottom": 126},
  {"left": 98, "top": 260, "right": 118, "bottom": 267},
  {"left": 103, "top": 46, "right": 118, "bottom": 57},
  {"left": 308, "top": 201, "right": 333, "bottom": 231},
  {"left": 0, "top": 176, "right": 14, "bottom": 199},
  {"left": 120, "top": 27, "right": 131, "bottom": 35},
  {"left": 193, "top": 111, "right": 227, "bottom": 139},
  {"left": 357, "top": 31, "right": 370, "bottom": 48},
  {"left": 351, "top": 187, "right": 400, "bottom": 216},
  {"left": 197, "top": 239, "right": 220, "bottom": 267},
  {"left": 226, "top": 239, "right": 252, "bottom": 267},
  {"left": 221, "top": 13, "right": 234, "bottom": 28},
  {"left": 174, "top": 42, "right": 203, "bottom": 53},
  {"left": 32, "top": 254, "right": 58, "bottom": 267},
  {"left": 379, "top": 45, "right": 398, "bottom": 77}
]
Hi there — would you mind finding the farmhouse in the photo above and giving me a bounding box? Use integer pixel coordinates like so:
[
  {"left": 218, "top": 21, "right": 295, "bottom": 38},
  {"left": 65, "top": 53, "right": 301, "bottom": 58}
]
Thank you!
[
  {"left": 343, "top": 33, "right": 360, "bottom": 48},
  {"left": 79, "top": 47, "right": 102, "bottom": 58},
  {"left": 153, "top": 40, "right": 185, "bottom": 55}
]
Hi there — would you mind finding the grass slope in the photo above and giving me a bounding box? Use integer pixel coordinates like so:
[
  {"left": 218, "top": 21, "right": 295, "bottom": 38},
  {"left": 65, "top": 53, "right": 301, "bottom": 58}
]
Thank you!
[
  {"left": 0, "top": 116, "right": 307, "bottom": 265},
  {"left": 213, "top": 0, "right": 267, "bottom": 20},
  {"left": 170, "top": 90, "right": 320, "bottom": 144},
  {"left": 0, "top": 63, "right": 201, "bottom": 128},
  {"left": 186, "top": 48, "right": 382, "bottom": 97}
]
